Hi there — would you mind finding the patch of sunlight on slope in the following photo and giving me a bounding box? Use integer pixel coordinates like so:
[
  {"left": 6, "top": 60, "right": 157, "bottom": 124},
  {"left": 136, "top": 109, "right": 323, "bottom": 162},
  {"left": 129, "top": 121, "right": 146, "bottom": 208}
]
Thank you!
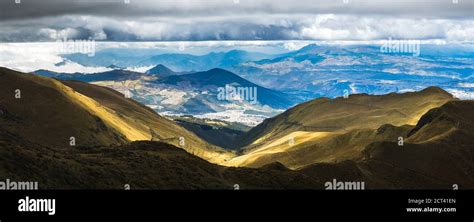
[
  {"left": 224, "top": 131, "right": 335, "bottom": 168},
  {"left": 250, "top": 131, "right": 275, "bottom": 146},
  {"left": 50, "top": 79, "right": 150, "bottom": 141},
  {"left": 52, "top": 78, "right": 234, "bottom": 165}
]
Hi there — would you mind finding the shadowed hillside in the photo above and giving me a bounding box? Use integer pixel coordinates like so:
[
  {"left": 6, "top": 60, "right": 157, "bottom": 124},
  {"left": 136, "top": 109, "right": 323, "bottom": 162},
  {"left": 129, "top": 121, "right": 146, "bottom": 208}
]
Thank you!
[
  {"left": 360, "top": 100, "right": 474, "bottom": 188},
  {"left": 0, "top": 139, "right": 322, "bottom": 189},
  {"left": 172, "top": 116, "right": 250, "bottom": 150}
]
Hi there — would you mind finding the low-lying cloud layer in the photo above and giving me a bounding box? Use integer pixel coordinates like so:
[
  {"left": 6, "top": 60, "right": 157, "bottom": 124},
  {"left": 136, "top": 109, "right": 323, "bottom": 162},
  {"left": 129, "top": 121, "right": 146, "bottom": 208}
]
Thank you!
[{"left": 0, "top": 0, "right": 473, "bottom": 42}]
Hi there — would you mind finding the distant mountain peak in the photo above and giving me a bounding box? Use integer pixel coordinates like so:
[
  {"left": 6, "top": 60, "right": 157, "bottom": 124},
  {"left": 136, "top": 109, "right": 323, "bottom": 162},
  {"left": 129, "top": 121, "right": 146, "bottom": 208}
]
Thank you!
[
  {"left": 55, "top": 60, "right": 68, "bottom": 66},
  {"left": 207, "top": 67, "right": 232, "bottom": 73},
  {"left": 145, "top": 64, "right": 175, "bottom": 76},
  {"left": 419, "top": 86, "right": 452, "bottom": 96},
  {"left": 156, "top": 68, "right": 294, "bottom": 109},
  {"left": 107, "top": 64, "right": 123, "bottom": 70},
  {"left": 297, "top": 44, "right": 319, "bottom": 52},
  {"left": 225, "top": 49, "right": 248, "bottom": 55},
  {"left": 197, "top": 68, "right": 254, "bottom": 84}
]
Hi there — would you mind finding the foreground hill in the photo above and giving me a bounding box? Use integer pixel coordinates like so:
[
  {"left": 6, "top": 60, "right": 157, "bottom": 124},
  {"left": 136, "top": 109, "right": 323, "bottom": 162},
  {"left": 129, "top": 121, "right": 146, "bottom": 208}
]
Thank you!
[
  {"left": 1, "top": 99, "right": 472, "bottom": 189},
  {"left": 0, "top": 68, "right": 126, "bottom": 147},
  {"left": 0, "top": 139, "right": 321, "bottom": 189},
  {"left": 227, "top": 87, "right": 455, "bottom": 168},
  {"left": 0, "top": 67, "right": 232, "bottom": 163},
  {"left": 358, "top": 100, "right": 474, "bottom": 188},
  {"left": 2, "top": 66, "right": 473, "bottom": 189}
]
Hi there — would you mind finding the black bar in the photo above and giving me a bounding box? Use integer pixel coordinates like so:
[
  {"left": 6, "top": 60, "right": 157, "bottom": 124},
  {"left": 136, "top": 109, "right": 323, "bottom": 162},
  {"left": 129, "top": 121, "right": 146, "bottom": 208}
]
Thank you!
[{"left": 0, "top": 190, "right": 472, "bottom": 221}]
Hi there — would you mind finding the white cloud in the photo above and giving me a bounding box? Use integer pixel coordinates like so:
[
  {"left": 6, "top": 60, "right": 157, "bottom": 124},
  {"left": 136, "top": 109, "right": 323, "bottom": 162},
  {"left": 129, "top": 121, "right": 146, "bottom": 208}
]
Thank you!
[
  {"left": 1, "top": 11, "right": 474, "bottom": 42},
  {"left": 448, "top": 89, "right": 474, "bottom": 100},
  {"left": 0, "top": 43, "right": 110, "bottom": 73},
  {"left": 299, "top": 15, "right": 474, "bottom": 41},
  {"left": 125, "top": 66, "right": 155, "bottom": 73},
  {"left": 458, "top": 83, "right": 474, "bottom": 88}
]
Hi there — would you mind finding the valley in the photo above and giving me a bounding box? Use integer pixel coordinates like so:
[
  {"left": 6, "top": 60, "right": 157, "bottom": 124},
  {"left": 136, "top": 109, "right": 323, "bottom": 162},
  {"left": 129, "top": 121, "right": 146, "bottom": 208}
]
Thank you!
[{"left": 1, "top": 67, "right": 473, "bottom": 189}]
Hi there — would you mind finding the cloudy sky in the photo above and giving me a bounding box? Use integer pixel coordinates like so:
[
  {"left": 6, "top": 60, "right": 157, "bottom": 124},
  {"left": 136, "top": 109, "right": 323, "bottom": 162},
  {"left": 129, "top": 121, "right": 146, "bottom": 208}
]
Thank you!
[{"left": 0, "top": 0, "right": 473, "bottom": 42}]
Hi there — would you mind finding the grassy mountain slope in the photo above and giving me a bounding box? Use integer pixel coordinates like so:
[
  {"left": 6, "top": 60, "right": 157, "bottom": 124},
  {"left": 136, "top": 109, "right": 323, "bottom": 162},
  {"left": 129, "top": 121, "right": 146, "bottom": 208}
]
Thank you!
[
  {"left": 1, "top": 66, "right": 473, "bottom": 189},
  {"left": 2, "top": 99, "right": 472, "bottom": 190},
  {"left": 60, "top": 80, "right": 233, "bottom": 163},
  {"left": 0, "top": 138, "right": 322, "bottom": 189},
  {"left": 227, "top": 87, "right": 455, "bottom": 168},
  {"left": 0, "top": 67, "right": 127, "bottom": 147},
  {"left": 359, "top": 100, "right": 474, "bottom": 188},
  {"left": 0, "top": 68, "right": 232, "bottom": 163},
  {"left": 297, "top": 100, "right": 474, "bottom": 189}
]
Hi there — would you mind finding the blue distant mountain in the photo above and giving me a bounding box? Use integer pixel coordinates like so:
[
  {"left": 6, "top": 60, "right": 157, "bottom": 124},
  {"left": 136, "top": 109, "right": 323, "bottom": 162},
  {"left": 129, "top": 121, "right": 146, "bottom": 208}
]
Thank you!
[
  {"left": 63, "top": 48, "right": 169, "bottom": 67},
  {"left": 156, "top": 68, "right": 295, "bottom": 109},
  {"left": 64, "top": 49, "right": 275, "bottom": 72},
  {"left": 137, "top": 50, "right": 274, "bottom": 71},
  {"left": 145, "top": 64, "right": 177, "bottom": 76},
  {"left": 230, "top": 44, "right": 474, "bottom": 100},
  {"left": 33, "top": 69, "right": 143, "bottom": 82},
  {"left": 59, "top": 43, "right": 474, "bottom": 103}
]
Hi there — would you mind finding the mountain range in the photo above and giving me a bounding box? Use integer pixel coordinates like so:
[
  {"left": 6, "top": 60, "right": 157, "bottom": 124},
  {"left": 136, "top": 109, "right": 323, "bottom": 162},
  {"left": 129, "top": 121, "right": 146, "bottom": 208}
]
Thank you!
[
  {"left": 60, "top": 44, "right": 474, "bottom": 103},
  {"left": 33, "top": 65, "right": 297, "bottom": 126},
  {"left": 64, "top": 49, "right": 275, "bottom": 71},
  {"left": 226, "top": 87, "right": 456, "bottom": 169},
  {"left": 34, "top": 69, "right": 143, "bottom": 82},
  {"left": 2, "top": 67, "right": 474, "bottom": 189}
]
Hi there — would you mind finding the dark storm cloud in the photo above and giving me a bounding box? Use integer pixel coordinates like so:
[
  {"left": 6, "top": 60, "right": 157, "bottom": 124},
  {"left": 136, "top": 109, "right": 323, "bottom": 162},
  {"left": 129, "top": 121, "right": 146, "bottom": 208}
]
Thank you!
[
  {"left": 1, "top": 0, "right": 473, "bottom": 20},
  {"left": 0, "top": 0, "right": 473, "bottom": 42}
]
